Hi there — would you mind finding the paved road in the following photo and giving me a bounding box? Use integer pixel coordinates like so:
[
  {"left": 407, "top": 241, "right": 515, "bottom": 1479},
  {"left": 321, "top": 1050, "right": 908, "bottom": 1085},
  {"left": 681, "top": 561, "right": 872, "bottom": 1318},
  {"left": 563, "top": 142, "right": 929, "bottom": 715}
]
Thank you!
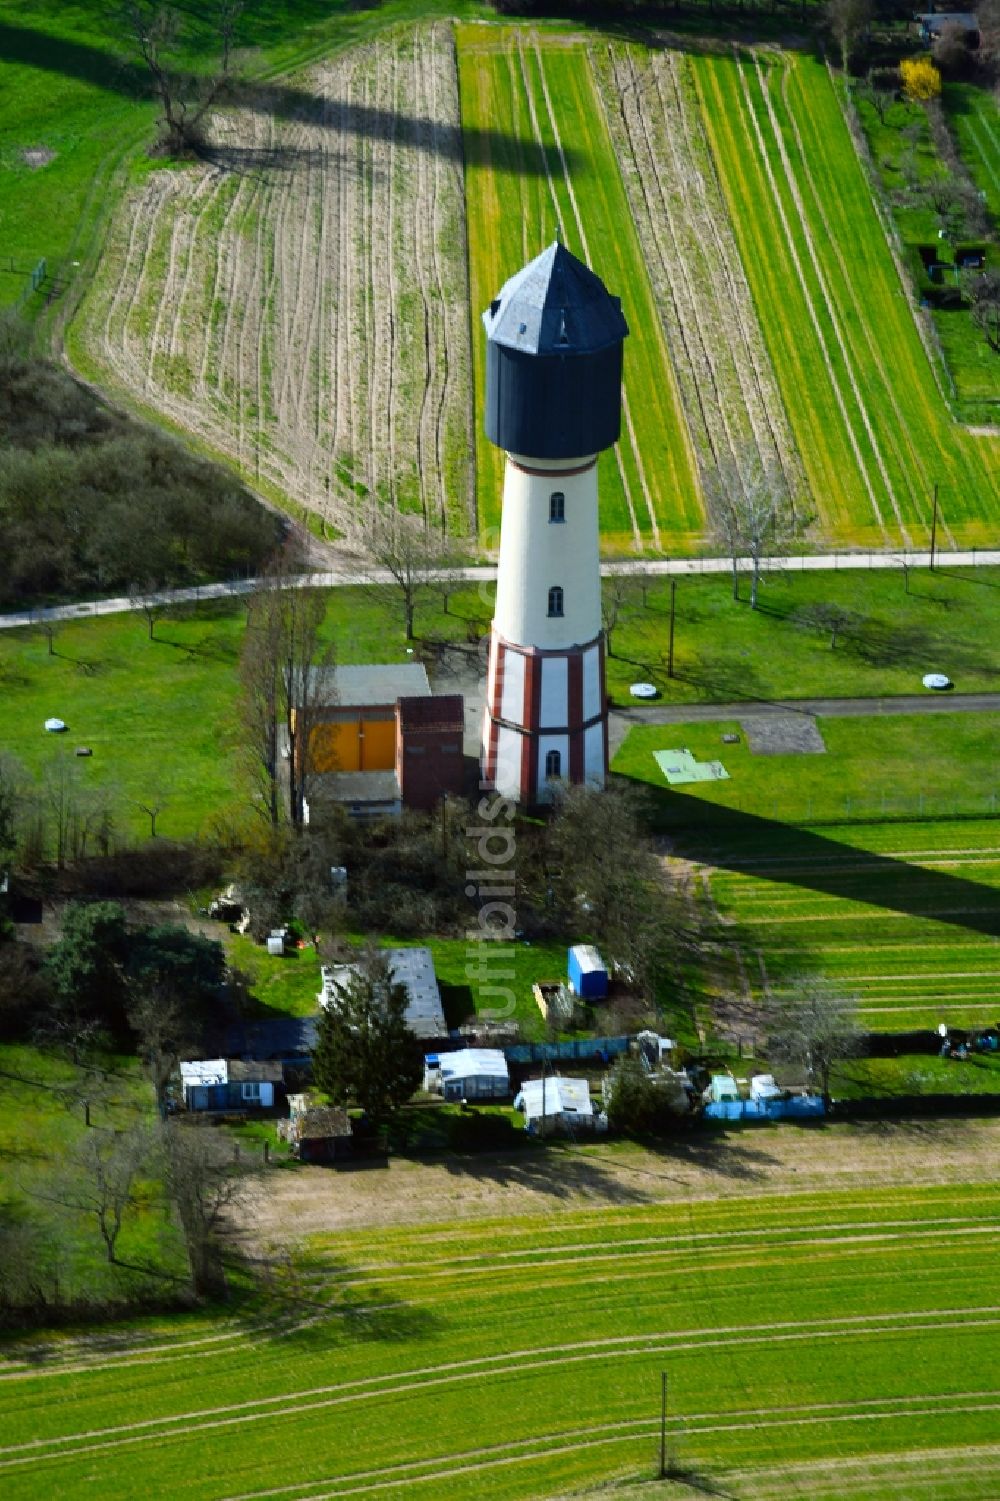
[
  {"left": 1, "top": 548, "right": 998, "bottom": 631},
  {"left": 606, "top": 691, "right": 1000, "bottom": 758},
  {"left": 612, "top": 691, "right": 1000, "bottom": 725}
]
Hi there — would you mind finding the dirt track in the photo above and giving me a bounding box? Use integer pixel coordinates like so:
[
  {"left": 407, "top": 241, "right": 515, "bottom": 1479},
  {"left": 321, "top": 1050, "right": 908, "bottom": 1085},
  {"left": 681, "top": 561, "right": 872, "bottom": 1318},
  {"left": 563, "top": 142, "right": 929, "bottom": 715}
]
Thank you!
[{"left": 241, "top": 1117, "right": 1000, "bottom": 1241}]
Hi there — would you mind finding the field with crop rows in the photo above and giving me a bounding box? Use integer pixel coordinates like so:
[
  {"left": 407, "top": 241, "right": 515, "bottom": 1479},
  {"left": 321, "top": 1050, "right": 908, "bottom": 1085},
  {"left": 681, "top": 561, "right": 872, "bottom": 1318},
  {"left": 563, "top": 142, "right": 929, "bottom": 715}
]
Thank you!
[
  {"left": 3, "top": 1182, "right": 1000, "bottom": 1499},
  {"left": 592, "top": 43, "right": 806, "bottom": 514},
  {"left": 694, "top": 50, "right": 1000, "bottom": 551},
  {"left": 700, "top": 821, "right": 1000, "bottom": 1032},
  {"left": 72, "top": 24, "right": 474, "bottom": 534},
  {"left": 615, "top": 716, "right": 1000, "bottom": 1033},
  {"left": 457, "top": 26, "right": 702, "bottom": 552}
]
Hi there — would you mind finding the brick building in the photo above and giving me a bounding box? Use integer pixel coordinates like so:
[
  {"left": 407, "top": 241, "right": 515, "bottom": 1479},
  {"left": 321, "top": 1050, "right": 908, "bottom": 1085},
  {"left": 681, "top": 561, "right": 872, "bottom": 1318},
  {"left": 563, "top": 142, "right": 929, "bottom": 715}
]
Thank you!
[{"left": 300, "top": 664, "right": 464, "bottom": 818}]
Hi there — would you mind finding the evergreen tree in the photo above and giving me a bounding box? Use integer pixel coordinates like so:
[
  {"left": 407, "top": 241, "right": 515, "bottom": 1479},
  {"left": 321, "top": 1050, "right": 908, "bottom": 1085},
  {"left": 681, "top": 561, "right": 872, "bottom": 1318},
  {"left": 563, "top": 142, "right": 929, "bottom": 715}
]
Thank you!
[{"left": 312, "top": 952, "right": 421, "bottom": 1123}]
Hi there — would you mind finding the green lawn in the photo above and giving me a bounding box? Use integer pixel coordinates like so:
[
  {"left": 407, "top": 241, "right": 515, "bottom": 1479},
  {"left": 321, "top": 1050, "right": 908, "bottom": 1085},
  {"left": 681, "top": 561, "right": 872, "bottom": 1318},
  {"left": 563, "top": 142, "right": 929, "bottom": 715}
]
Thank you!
[
  {"left": 614, "top": 714, "right": 1000, "bottom": 1033},
  {"left": 0, "top": 584, "right": 492, "bottom": 841},
  {"left": 4, "top": 567, "right": 1000, "bottom": 842},
  {"left": 604, "top": 564, "right": 1000, "bottom": 705},
  {"left": 2, "top": 1179, "right": 999, "bottom": 1497},
  {"left": 0, "top": 1043, "right": 182, "bottom": 1303},
  {"left": 613, "top": 713, "right": 1000, "bottom": 826},
  {"left": 693, "top": 49, "right": 1000, "bottom": 549}
]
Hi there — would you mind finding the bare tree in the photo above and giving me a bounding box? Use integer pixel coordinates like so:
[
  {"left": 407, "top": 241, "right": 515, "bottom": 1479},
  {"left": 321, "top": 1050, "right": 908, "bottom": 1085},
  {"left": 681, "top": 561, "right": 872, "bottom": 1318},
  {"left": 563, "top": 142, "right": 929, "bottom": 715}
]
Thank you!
[
  {"left": 239, "top": 556, "right": 335, "bottom": 827},
  {"left": 826, "top": 0, "right": 873, "bottom": 74},
  {"left": 129, "top": 984, "right": 196, "bottom": 1119},
  {"left": 36, "top": 1128, "right": 150, "bottom": 1264},
  {"left": 765, "top": 981, "right": 862, "bottom": 1105},
  {"left": 792, "top": 601, "right": 861, "bottom": 651},
  {"left": 601, "top": 568, "right": 637, "bottom": 659},
  {"left": 116, "top": 0, "right": 246, "bottom": 157},
  {"left": 857, "top": 68, "right": 898, "bottom": 126},
  {"left": 350, "top": 505, "right": 450, "bottom": 642},
  {"left": 705, "top": 455, "right": 802, "bottom": 610},
  {"left": 128, "top": 581, "right": 167, "bottom": 641},
  {"left": 40, "top": 754, "right": 84, "bottom": 869},
  {"left": 134, "top": 780, "right": 171, "bottom": 839},
  {"left": 161, "top": 1123, "right": 255, "bottom": 1298}
]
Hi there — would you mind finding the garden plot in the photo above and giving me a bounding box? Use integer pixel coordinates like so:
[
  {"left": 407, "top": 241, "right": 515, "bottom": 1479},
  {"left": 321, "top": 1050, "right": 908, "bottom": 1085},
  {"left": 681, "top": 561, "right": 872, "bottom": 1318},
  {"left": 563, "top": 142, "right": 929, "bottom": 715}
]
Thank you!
[
  {"left": 76, "top": 24, "right": 474, "bottom": 534},
  {"left": 593, "top": 44, "right": 806, "bottom": 510},
  {"left": 457, "top": 26, "right": 701, "bottom": 552},
  {"left": 947, "top": 82, "right": 1000, "bottom": 222}
]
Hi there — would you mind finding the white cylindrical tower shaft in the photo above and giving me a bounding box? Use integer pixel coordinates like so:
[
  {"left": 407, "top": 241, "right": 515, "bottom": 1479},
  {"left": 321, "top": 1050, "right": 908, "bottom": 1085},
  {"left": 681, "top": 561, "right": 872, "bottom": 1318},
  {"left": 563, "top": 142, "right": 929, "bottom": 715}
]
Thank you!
[{"left": 479, "top": 243, "right": 627, "bottom": 806}]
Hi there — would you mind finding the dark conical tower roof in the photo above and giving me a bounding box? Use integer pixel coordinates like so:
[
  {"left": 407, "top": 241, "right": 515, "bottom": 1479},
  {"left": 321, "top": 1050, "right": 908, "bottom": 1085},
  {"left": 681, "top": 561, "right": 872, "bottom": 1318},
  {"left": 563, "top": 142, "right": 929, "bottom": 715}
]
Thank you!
[
  {"left": 483, "top": 242, "right": 628, "bottom": 356},
  {"left": 482, "top": 244, "right": 628, "bottom": 459}
]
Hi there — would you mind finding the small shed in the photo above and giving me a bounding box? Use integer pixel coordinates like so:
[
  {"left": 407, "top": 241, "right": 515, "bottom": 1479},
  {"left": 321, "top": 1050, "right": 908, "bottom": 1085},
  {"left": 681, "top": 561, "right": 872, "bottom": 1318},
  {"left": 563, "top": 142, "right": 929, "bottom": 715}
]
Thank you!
[
  {"left": 567, "top": 944, "right": 608, "bottom": 1000},
  {"left": 181, "top": 1059, "right": 283, "bottom": 1112},
  {"left": 750, "top": 1073, "right": 783, "bottom": 1104},
  {"left": 424, "top": 1048, "right": 510, "bottom": 1101},
  {"left": 707, "top": 1073, "right": 740, "bottom": 1105},
  {"left": 283, "top": 1092, "right": 353, "bottom": 1163},
  {"left": 514, "top": 1075, "right": 603, "bottom": 1135}
]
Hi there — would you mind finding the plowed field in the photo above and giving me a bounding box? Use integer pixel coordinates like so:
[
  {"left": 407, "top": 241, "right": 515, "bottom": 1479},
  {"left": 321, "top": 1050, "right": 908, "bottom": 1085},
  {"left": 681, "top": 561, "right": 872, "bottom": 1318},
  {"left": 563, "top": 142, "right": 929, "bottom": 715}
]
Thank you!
[{"left": 74, "top": 23, "right": 474, "bottom": 535}]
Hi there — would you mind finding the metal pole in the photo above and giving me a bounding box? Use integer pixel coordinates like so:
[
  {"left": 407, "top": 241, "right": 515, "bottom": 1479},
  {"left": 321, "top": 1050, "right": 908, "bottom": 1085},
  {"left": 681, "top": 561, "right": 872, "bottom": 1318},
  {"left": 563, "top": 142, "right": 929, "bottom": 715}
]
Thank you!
[
  {"left": 659, "top": 1370, "right": 668, "bottom": 1477},
  {"left": 667, "top": 579, "right": 677, "bottom": 679},
  {"left": 930, "top": 483, "right": 939, "bottom": 571}
]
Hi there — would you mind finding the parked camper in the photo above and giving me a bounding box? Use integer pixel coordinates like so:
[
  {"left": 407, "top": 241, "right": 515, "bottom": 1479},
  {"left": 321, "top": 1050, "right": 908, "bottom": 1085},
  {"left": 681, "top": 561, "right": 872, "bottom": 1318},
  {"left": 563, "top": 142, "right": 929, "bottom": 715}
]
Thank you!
[
  {"left": 514, "top": 1076, "right": 606, "bottom": 1136},
  {"left": 423, "top": 1049, "right": 510, "bottom": 1101}
]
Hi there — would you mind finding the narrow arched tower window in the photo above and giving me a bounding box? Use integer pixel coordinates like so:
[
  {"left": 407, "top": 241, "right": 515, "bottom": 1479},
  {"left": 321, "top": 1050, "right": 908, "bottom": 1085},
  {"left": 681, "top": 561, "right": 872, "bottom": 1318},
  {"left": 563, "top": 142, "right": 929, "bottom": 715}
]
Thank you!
[
  {"left": 545, "top": 749, "right": 562, "bottom": 779},
  {"left": 549, "top": 491, "right": 565, "bottom": 523},
  {"left": 547, "top": 586, "right": 564, "bottom": 618}
]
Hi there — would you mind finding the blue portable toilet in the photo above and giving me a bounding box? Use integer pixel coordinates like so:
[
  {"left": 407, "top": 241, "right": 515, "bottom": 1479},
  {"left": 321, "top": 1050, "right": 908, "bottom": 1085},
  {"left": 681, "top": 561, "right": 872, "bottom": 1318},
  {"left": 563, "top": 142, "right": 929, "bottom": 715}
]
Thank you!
[{"left": 568, "top": 944, "right": 608, "bottom": 1000}]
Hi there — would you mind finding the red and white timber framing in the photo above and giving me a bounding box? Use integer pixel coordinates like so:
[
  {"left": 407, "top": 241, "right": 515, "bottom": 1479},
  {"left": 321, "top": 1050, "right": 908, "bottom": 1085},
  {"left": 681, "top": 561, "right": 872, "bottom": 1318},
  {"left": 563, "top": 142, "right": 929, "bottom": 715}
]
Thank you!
[{"left": 481, "top": 629, "right": 608, "bottom": 805}]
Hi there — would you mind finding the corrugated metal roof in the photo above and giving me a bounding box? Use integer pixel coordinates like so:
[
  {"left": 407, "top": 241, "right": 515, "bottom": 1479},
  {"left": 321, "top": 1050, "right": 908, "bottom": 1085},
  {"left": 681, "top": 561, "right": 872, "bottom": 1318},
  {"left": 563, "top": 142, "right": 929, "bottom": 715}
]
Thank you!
[
  {"left": 319, "top": 948, "right": 447, "bottom": 1040},
  {"left": 439, "top": 1048, "right": 509, "bottom": 1082},
  {"left": 483, "top": 243, "right": 628, "bottom": 357},
  {"left": 180, "top": 1059, "right": 228, "bottom": 1087},
  {"left": 306, "top": 664, "right": 430, "bottom": 708}
]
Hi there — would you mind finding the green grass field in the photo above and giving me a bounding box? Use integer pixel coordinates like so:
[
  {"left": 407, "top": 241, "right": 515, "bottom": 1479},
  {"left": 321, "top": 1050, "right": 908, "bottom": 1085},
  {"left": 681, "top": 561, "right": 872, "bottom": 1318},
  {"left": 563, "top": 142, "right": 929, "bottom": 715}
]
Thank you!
[
  {"left": 0, "top": 1043, "right": 181, "bottom": 1302},
  {"left": 4, "top": 566, "right": 1000, "bottom": 843},
  {"left": 945, "top": 82, "right": 1000, "bottom": 227},
  {"left": 2, "top": 1179, "right": 999, "bottom": 1498},
  {"left": 693, "top": 50, "right": 1000, "bottom": 551},
  {"left": 614, "top": 715, "right": 1000, "bottom": 1033},
  {"left": 0, "top": 584, "right": 493, "bottom": 841},
  {"left": 457, "top": 26, "right": 701, "bottom": 553}
]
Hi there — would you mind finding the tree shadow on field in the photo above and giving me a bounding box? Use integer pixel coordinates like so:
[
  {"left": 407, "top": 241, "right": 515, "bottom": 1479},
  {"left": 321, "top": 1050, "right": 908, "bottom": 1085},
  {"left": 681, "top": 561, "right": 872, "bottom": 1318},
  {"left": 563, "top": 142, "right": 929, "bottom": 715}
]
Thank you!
[
  {"left": 237, "top": 1247, "right": 443, "bottom": 1351},
  {"left": 595, "top": 1129, "right": 782, "bottom": 1185},
  {"left": 0, "top": 22, "right": 580, "bottom": 179},
  {"left": 626, "top": 782, "right": 1000, "bottom": 942},
  {"left": 435, "top": 1143, "right": 654, "bottom": 1206}
]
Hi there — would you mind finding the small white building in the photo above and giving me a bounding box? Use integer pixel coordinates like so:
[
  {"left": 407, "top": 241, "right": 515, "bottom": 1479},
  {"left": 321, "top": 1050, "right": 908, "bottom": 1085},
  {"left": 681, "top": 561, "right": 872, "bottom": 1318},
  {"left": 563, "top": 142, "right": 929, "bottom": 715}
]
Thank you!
[
  {"left": 179, "top": 1059, "right": 280, "bottom": 1111},
  {"left": 750, "top": 1073, "right": 783, "bottom": 1104},
  {"left": 423, "top": 1048, "right": 510, "bottom": 1101},
  {"left": 514, "top": 1075, "right": 604, "bottom": 1136},
  {"left": 318, "top": 947, "right": 448, "bottom": 1040}
]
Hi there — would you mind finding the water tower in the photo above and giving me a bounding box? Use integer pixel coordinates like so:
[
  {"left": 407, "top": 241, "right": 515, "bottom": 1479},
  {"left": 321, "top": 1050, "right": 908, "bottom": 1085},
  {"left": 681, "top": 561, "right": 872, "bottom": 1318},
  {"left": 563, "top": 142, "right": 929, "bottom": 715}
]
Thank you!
[{"left": 479, "top": 242, "right": 628, "bottom": 804}]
